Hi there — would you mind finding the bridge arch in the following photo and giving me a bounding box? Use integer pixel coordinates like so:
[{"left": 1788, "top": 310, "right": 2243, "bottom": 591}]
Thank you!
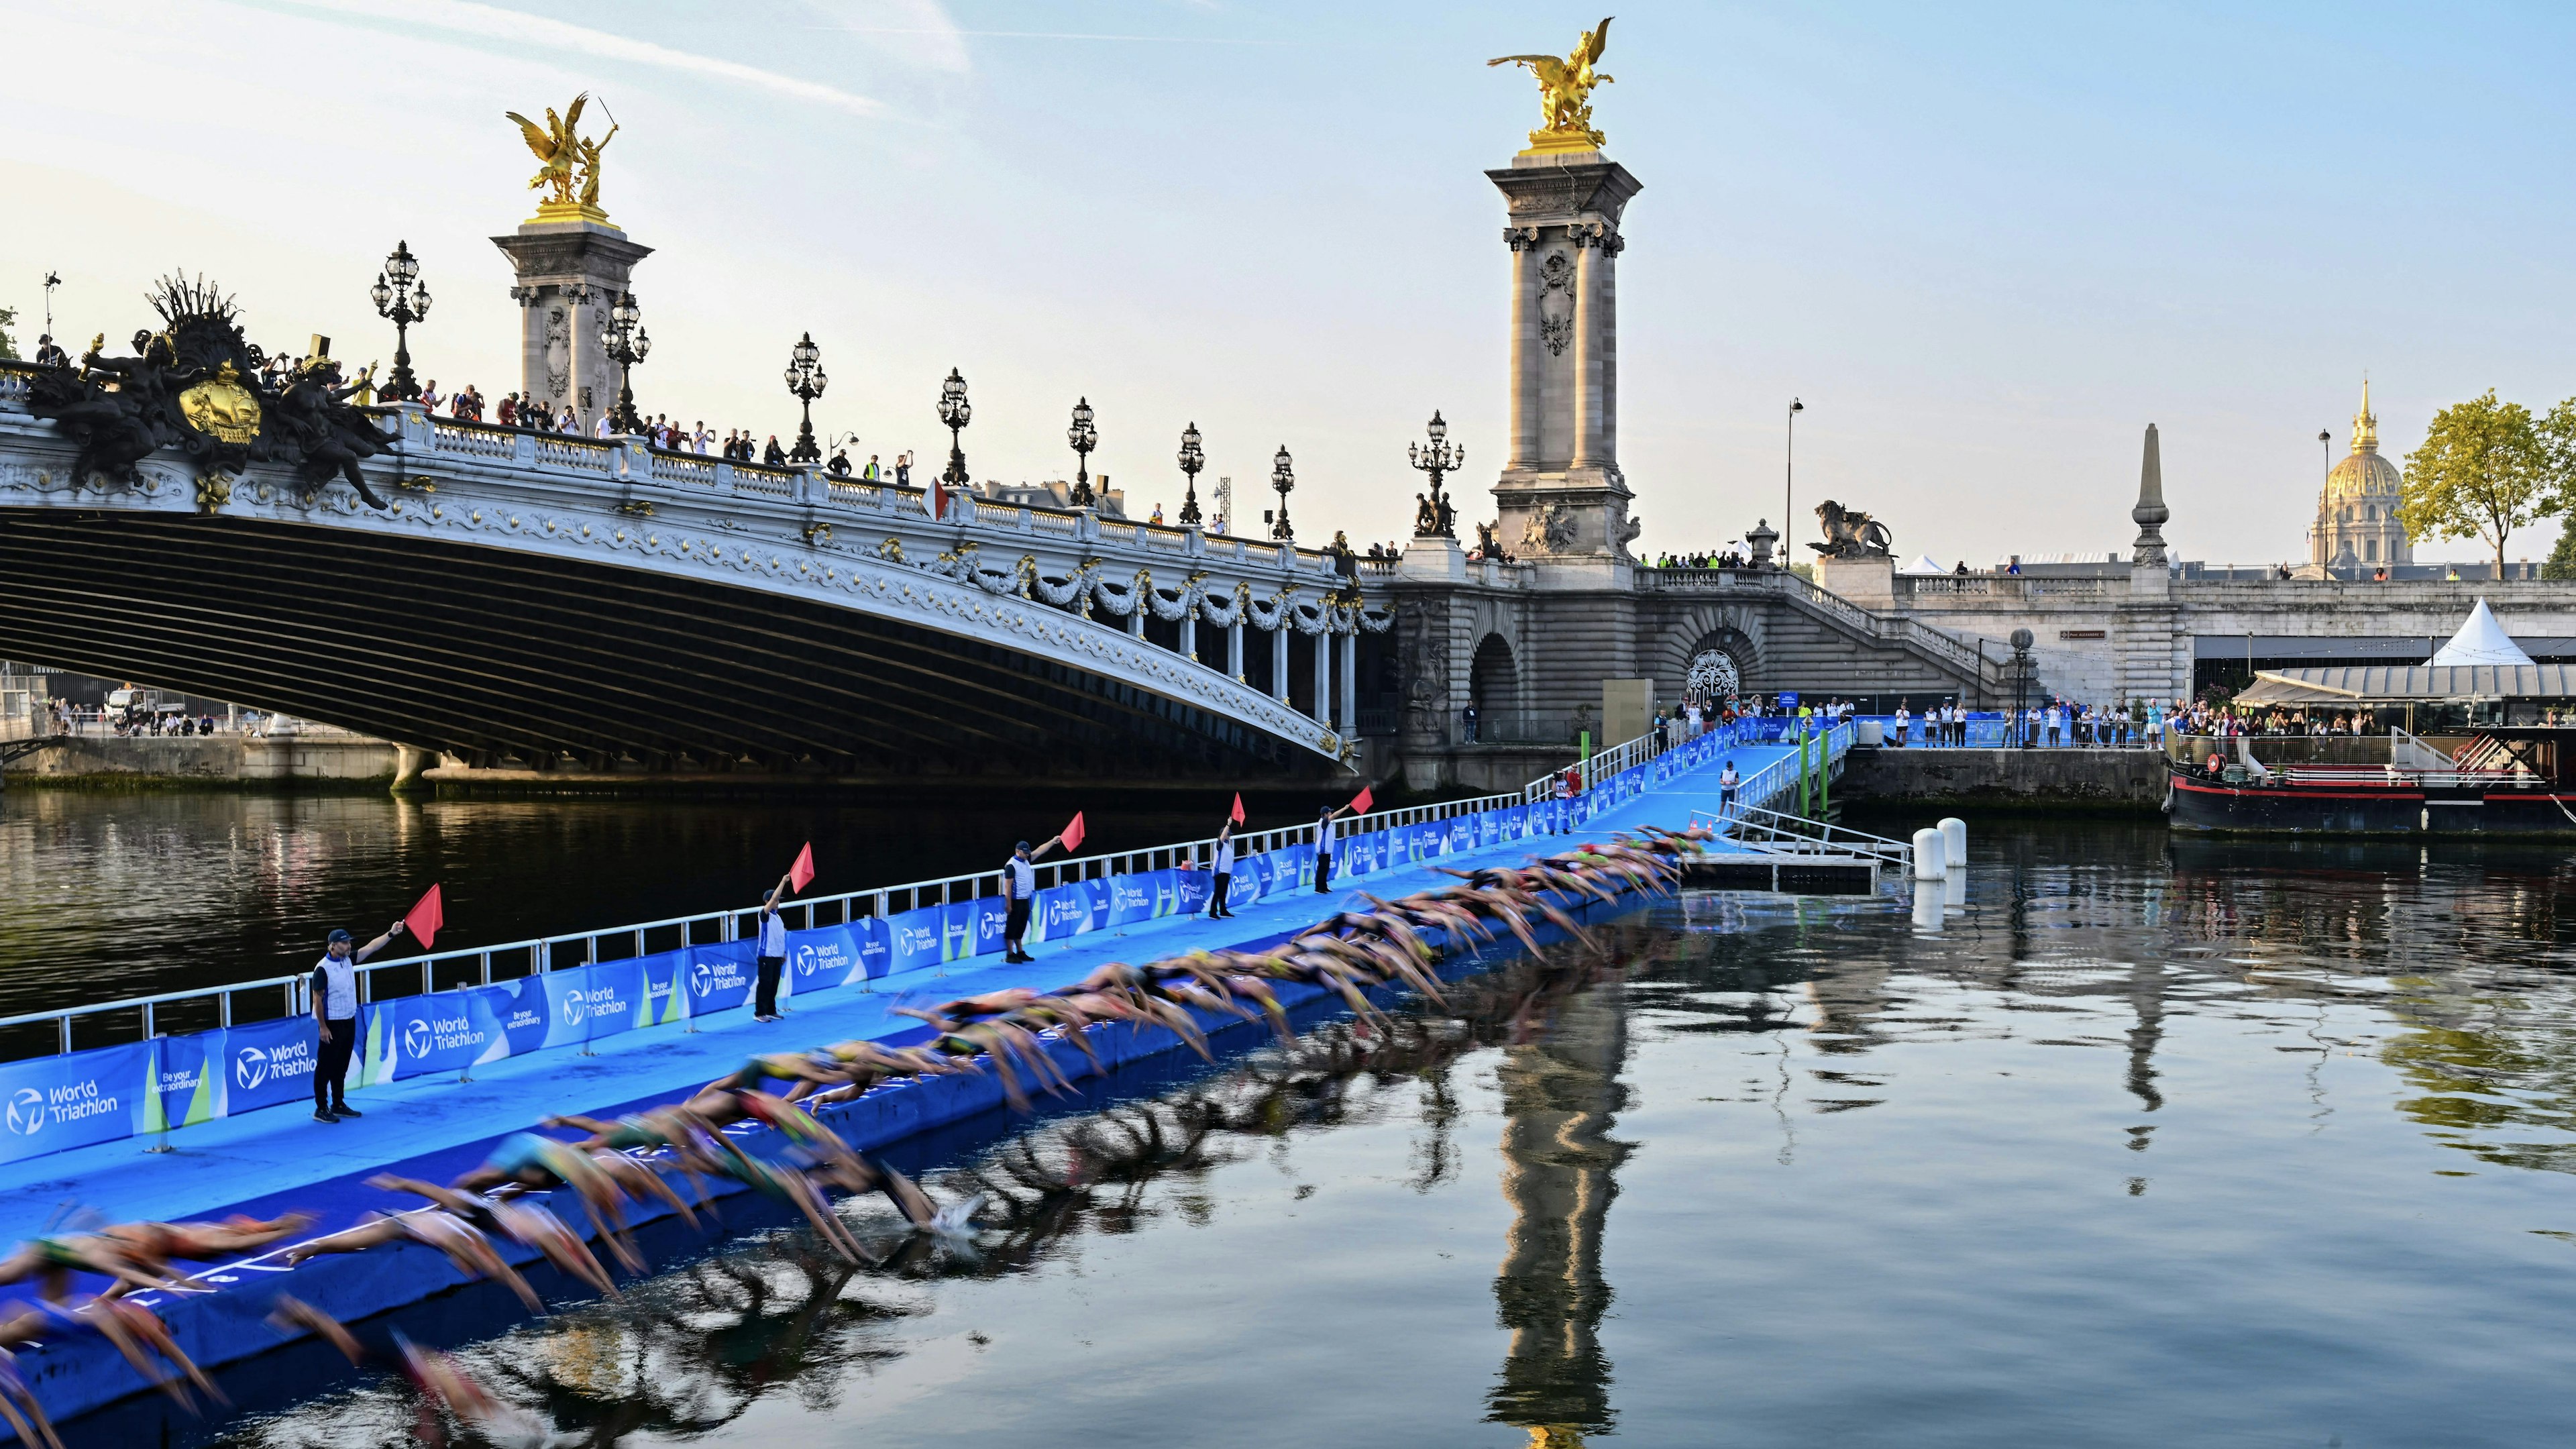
[{"left": 1468, "top": 631, "right": 1522, "bottom": 727}]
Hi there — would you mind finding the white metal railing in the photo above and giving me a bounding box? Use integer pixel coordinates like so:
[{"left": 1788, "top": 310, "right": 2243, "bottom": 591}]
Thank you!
[
  {"left": 0, "top": 780, "right": 1565, "bottom": 1061},
  {"left": 1706, "top": 800, "right": 1912, "bottom": 869}
]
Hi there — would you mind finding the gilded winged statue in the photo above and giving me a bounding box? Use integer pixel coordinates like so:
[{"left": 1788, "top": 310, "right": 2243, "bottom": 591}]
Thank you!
[
  {"left": 506, "top": 93, "right": 616, "bottom": 212},
  {"left": 1489, "top": 17, "right": 1615, "bottom": 150}
]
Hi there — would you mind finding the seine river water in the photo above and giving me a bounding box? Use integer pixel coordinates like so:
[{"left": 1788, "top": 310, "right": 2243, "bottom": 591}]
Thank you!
[{"left": 21, "top": 798, "right": 2576, "bottom": 1446}]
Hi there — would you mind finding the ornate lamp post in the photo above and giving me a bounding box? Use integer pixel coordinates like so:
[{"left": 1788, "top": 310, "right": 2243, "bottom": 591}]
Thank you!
[
  {"left": 1177, "top": 422, "right": 1205, "bottom": 526},
  {"left": 1407, "top": 409, "right": 1463, "bottom": 538},
  {"left": 1067, "top": 398, "right": 1099, "bottom": 506},
  {"left": 1269, "top": 445, "right": 1295, "bottom": 540},
  {"left": 369, "top": 240, "right": 432, "bottom": 403},
  {"left": 1782, "top": 396, "right": 1805, "bottom": 559},
  {"left": 784, "top": 332, "right": 827, "bottom": 464},
  {"left": 597, "top": 292, "right": 649, "bottom": 434},
  {"left": 938, "top": 368, "right": 972, "bottom": 487},
  {"left": 2010, "top": 627, "right": 2035, "bottom": 748}
]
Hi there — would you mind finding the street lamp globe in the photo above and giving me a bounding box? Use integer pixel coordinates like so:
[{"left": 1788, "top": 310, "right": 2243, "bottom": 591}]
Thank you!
[
  {"left": 784, "top": 331, "right": 828, "bottom": 464},
  {"left": 938, "top": 368, "right": 973, "bottom": 487},
  {"left": 1067, "top": 397, "right": 1099, "bottom": 506}
]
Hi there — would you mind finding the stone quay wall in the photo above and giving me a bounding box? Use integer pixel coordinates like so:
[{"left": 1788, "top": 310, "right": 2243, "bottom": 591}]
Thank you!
[
  {"left": 1837, "top": 745, "right": 2165, "bottom": 811},
  {"left": 3, "top": 735, "right": 398, "bottom": 786}
]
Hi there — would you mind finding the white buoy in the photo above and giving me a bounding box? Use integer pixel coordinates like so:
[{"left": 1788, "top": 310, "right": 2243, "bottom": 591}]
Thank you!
[
  {"left": 1939, "top": 816, "right": 1966, "bottom": 869},
  {"left": 1911, "top": 827, "right": 1945, "bottom": 880},
  {"left": 1912, "top": 877, "right": 1944, "bottom": 931}
]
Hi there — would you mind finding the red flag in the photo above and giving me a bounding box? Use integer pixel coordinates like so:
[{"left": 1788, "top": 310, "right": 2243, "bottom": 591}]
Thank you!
[
  {"left": 787, "top": 842, "right": 815, "bottom": 894},
  {"left": 1229, "top": 793, "right": 1246, "bottom": 825},
  {"left": 1060, "top": 812, "right": 1086, "bottom": 851},
  {"left": 928, "top": 474, "right": 947, "bottom": 522},
  {"left": 1347, "top": 786, "right": 1373, "bottom": 816},
  {"left": 403, "top": 884, "right": 444, "bottom": 950}
]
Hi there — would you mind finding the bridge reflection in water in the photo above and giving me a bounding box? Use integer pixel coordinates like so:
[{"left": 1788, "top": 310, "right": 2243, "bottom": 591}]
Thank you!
[{"left": 1487, "top": 967, "right": 1631, "bottom": 1447}]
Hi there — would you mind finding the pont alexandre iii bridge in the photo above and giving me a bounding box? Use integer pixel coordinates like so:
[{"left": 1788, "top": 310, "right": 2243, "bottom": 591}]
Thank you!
[{"left": 12, "top": 136, "right": 2576, "bottom": 792}]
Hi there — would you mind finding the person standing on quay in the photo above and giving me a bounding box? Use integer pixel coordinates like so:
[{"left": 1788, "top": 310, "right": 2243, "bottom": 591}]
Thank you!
[
  {"left": 753, "top": 871, "right": 792, "bottom": 1022},
  {"left": 312, "top": 918, "right": 407, "bottom": 1123}
]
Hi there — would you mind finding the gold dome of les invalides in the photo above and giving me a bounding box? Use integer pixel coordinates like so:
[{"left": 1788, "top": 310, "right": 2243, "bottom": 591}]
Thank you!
[{"left": 2307, "top": 380, "right": 2410, "bottom": 570}]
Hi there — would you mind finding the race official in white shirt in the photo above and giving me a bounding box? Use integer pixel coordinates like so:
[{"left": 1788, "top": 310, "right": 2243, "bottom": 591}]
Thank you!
[{"left": 311, "top": 918, "right": 406, "bottom": 1123}]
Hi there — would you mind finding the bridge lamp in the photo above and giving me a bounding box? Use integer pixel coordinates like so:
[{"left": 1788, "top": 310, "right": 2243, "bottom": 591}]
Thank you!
[
  {"left": 1407, "top": 409, "right": 1464, "bottom": 539},
  {"left": 1068, "top": 398, "right": 1099, "bottom": 506},
  {"left": 599, "top": 292, "right": 649, "bottom": 435},
  {"left": 1784, "top": 396, "right": 1804, "bottom": 560},
  {"left": 371, "top": 239, "right": 431, "bottom": 404},
  {"left": 785, "top": 332, "right": 828, "bottom": 464},
  {"left": 938, "top": 368, "right": 973, "bottom": 488},
  {"left": 1269, "top": 445, "right": 1296, "bottom": 541},
  {"left": 1177, "top": 422, "right": 1206, "bottom": 526}
]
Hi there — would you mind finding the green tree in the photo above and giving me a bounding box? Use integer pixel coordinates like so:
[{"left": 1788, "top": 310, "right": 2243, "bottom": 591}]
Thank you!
[
  {"left": 0, "top": 306, "right": 17, "bottom": 360},
  {"left": 2400, "top": 390, "right": 2550, "bottom": 576},
  {"left": 2544, "top": 518, "right": 2576, "bottom": 581}
]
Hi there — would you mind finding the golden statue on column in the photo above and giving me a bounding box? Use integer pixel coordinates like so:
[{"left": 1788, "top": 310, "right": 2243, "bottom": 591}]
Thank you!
[
  {"left": 506, "top": 92, "right": 621, "bottom": 227},
  {"left": 1489, "top": 17, "right": 1615, "bottom": 155}
]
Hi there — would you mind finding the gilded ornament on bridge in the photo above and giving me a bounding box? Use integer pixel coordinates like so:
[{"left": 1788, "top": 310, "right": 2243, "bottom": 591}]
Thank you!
[
  {"left": 25, "top": 274, "right": 392, "bottom": 505},
  {"left": 178, "top": 362, "right": 261, "bottom": 443},
  {"left": 508, "top": 92, "right": 620, "bottom": 227},
  {"left": 1489, "top": 17, "right": 1615, "bottom": 154}
]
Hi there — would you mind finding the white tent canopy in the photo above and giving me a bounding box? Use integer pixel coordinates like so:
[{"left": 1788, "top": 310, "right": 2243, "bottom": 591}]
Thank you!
[
  {"left": 1901, "top": 553, "right": 1947, "bottom": 575},
  {"left": 2426, "top": 598, "right": 2536, "bottom": 668}
]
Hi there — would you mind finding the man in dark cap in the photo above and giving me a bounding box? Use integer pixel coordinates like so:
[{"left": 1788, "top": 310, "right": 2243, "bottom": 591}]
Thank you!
[
  {"left": 1001, "top": 835, "right": 1063, "bottom": 965},
  {"left": 311, "top": 918, "right": 405, "bottom": 1123}
]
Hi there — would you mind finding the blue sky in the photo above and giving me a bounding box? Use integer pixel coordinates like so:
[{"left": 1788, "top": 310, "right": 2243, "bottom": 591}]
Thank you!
[{"left": 5, "top": 1, "right": 2573, "bottom": 566}]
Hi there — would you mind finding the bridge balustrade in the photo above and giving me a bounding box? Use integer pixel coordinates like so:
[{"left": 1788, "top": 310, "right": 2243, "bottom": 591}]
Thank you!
[{"left": 0, "top": 378, "right": 1391, "bottom": 755}]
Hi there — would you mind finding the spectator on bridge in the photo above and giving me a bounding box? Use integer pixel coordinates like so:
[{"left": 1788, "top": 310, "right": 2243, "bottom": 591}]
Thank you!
[
  {"left": 896, "top": 453, "right": 913, "bottom": 486},
  {"left": 753, "top": 871, "right": 792, "bottom": 1023},
  {"left": 828, "top": 447, "right": 851, "bottom": 477},
  {"left": 1001, "top": 835, "right": 1066, "bottom": 964},
  {"left": 555, "top": 406, "right": 579, "bottom": 435},
  {"left": 863, "top": 454, "right": 880, "bottom": 480},
  {"left": 594, "top": 410, "right": 614, "bottom": 438},
  {"left": 764, "top": 436, "right": 788, "bottom": 466},
  {"left": 32, "top": 334, "right": 68, "bottom": 368},
  {"left": 312, "top": 918, "right": 408, "bottom": 1122},
  {"left": 693, "top": 422, "right": 712, "bottom": 453},
  {"left": 497, "top": 392, "right": 519, "bottom": 427},
  {"left": 418, "top": 380, "right": 441, "bottom": 413}
]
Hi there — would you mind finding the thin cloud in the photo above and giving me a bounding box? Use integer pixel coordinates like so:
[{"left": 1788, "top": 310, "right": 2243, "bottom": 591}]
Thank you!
[{"left": 280, "top": 0, "right": 884, "bottom": 114}]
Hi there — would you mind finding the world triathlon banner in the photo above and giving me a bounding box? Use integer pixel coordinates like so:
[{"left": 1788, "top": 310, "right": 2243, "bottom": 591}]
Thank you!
[{"left": 0, "top": 730, "right": 1755, "bottom": 1166}]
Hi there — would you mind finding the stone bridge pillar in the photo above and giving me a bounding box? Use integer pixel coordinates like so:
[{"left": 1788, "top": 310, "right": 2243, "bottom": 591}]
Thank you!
[
  {"left": 492, "top": 221, "right": 653, "bottom": 434},
  {"left": 1488, "top": 150, "right": 1641, "bottom": 576}
]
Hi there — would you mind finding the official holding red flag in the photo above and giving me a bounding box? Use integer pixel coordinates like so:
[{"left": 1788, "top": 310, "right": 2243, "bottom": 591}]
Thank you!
[
  {"left": 1000, "top": 819, "right": 1076, "bottom": 964},
  {"left": 1207, "top": 814, "right": 1238, "bottom": 919},
  {"left": 753, "top": 845, "right": 812, "bottom": 1022},
  {"left": 1313, "top": 788, "right": 1371, "bottom": 896},
  {"left": 310, "top": 910, "right": 412, "bottom": 1124}
]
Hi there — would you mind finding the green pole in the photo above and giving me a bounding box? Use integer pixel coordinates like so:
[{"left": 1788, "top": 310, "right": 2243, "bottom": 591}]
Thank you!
[
  {"left": 1798, "top": 727, "right": 1812, "bottom": 816},
  {"left": 1818, "top": 726, "right": 1831, "bottom": 815}
]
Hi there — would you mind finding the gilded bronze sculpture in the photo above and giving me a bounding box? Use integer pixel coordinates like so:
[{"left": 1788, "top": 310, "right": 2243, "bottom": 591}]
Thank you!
[
  {"left": 1489, "top": 17, "right": 1615, "bottom": 153},
  {"left": 507, "top": 93, "right": 618, "bottom": 223},
  {"left": 28, "top": 275, "right": 392, "bottom": 507}
]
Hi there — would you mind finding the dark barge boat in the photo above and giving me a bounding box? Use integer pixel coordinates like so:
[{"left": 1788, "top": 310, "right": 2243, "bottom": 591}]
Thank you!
[{"left": 2167, "top": 661, "right": 2576, "bottom": 837}]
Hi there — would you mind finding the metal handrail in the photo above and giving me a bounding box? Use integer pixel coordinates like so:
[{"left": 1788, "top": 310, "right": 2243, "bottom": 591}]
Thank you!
[
  {"left": 1, "top": 780, "right": 1545, "bottom": 1060},
  {"left": 1713, "top": 800, "right": 1911, "bottom": 868}
]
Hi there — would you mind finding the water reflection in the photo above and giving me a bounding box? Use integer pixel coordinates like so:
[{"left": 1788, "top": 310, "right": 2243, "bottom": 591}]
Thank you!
[
  {"left": 97, "top": 822, "right": 2576, "bottom": 1448},
  {"left": 1485, "top": 974, "right": 1629, "bottom": 1445}
]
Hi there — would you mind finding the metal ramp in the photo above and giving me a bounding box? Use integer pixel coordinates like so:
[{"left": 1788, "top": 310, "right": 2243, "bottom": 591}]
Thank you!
[{"left": 1674, "top": 804, "right": 1911, "bottom": 895}]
